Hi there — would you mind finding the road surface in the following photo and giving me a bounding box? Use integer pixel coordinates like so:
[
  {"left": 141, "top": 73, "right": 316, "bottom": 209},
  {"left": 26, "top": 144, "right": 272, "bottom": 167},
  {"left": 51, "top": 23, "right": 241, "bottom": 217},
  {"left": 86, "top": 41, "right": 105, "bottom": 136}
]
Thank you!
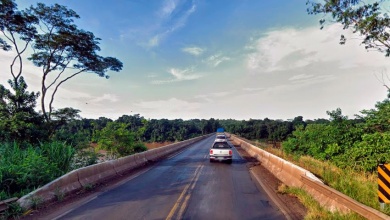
[{"left": 55, "top": 135, "right": 286, "bottom": 220}]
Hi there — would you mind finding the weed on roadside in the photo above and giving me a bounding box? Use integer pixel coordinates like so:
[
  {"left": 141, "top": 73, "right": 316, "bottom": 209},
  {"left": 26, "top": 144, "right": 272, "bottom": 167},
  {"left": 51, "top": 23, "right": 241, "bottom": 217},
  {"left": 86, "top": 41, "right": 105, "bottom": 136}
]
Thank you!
[
  {"left": 29, "top": 196, "right": 43, "bottom": 209},
  {"left": 83, "top": 183, "right": 94, "bottom": 191},
  {"left": 0, "top": 202, "right": 24, "bottom": 220},
  {"left": 54, "top": 187, "right": 65, "bottom": 201},
  {"left": 278, "top": 184, "right": 365, "bottom": 220}
]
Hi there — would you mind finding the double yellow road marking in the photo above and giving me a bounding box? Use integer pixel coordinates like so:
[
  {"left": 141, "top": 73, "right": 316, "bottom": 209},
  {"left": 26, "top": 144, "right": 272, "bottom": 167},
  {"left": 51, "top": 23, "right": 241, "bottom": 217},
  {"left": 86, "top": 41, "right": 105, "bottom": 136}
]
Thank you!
[{"left": 166, "top": 164, "right": 204, "bottom": 220}]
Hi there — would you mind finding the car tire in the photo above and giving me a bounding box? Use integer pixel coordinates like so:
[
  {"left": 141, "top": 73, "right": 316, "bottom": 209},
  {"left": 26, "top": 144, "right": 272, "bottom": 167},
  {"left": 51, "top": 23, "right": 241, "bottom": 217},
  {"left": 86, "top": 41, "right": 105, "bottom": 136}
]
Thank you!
[
  {"left": 209, "top": 159, "right": 213, "bottom": 163},
  {"left": 227, "top": 159, "right": 232, "bottom": 164}
]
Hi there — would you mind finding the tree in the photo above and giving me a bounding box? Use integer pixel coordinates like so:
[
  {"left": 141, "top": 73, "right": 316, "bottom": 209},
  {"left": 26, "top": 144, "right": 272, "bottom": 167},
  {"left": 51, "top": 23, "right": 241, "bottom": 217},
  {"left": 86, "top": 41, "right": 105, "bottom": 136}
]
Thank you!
[
  {"left": 0, "top": 77, "right": 44, "bottom": 142},
  {"left": 27, "top": 3, "right": 123, "bottom": 122},
  {"left": 307, "top": 0, "right": 390, "bottom": 56},
  {"left": 0, "top": 0, "right": 38, "bottom": 93},
  {"left": 95, "top": 122, "right": 146, "bottom": 157}
]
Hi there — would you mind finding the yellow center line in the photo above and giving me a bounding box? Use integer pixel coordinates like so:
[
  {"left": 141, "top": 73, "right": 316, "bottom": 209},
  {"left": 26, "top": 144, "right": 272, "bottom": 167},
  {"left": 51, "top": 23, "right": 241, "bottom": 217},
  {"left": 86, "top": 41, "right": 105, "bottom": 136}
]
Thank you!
[
  {"left": 166, "top": 165, "right": 203, "bottom": 220},
  {"left": 177, "top": 165, "right": 203, "bottom": 218}
]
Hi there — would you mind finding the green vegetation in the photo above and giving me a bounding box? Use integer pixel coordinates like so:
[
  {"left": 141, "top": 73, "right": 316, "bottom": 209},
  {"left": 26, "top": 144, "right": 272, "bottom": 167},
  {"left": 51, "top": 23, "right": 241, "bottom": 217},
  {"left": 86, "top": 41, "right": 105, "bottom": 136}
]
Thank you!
[
  {"left": 283, "top": 100, "right": 390, "bottom": 172},
  {"left": 231, "top": 96, "right": 390, "bottom": 216},
  {"left": 0, "top": 0, "right": 217, "bottom": 204},
  {"left": 278, "top": 184, "right": 365, "bottom": 220},
  {"left": 0, "top": 142, "right": 74, "bottom": 200},
  {"left": 0, "top": 202, "right": 24, "bottom": 220},
  {"left": 307, "top": 0, "right": 390, "bottom": 58},
  {"left": 1, "top": 1, "right": 390, "bottom": 219},
  {"left": 267, "top": 145, "right": 390, "bottom": 216}
]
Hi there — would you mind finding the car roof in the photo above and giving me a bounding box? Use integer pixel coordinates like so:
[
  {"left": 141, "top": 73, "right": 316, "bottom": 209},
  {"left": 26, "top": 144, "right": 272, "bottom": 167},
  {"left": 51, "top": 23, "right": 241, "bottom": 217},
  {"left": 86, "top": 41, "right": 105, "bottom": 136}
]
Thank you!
[{"left": 212, "top": 142, "right": 230, "bottom": 148}]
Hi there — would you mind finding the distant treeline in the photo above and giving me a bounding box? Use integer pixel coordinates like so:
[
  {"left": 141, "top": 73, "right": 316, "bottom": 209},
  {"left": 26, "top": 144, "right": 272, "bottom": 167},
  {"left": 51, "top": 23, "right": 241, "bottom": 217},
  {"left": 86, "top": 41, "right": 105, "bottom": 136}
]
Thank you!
[
  {"left": 220, "top": 99, "right": 390, "bottom": 173},
  {"left": 219, "top": 116, "right": 329, "bottom": 142}
]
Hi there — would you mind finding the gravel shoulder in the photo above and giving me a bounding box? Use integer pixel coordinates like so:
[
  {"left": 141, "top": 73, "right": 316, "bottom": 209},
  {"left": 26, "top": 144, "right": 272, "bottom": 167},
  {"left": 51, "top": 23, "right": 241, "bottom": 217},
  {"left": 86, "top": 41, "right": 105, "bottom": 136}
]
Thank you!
[{"left": 233, "top": 143, "right": 307, "bottom": 220}]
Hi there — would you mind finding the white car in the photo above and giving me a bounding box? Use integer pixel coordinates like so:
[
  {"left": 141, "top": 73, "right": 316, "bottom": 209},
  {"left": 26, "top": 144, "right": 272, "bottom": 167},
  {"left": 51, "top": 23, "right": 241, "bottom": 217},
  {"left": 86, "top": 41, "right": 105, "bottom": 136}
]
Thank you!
[
  {"left": 209, "top": 141, "right": 232, "bottom": 163},
  {"left": 214, "top": 134, "right": 227, "bottom": 142}
]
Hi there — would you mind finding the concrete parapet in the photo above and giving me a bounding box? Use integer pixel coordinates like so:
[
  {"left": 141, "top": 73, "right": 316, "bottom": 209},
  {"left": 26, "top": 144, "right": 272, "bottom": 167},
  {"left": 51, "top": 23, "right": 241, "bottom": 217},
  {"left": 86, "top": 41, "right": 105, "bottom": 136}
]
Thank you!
[
  {"left": 155, "top": 146, "right": 168, "bottom": 158},
  {"left": 16, "top": 133, "right": 212, "bottom": 210},
  {"left": 232, "top": 135, "right": 390, "bottom": 219},
  {"left": 77, "top": 161, "right": 117, "bottom": 187},
  {"left": 133, "top": 152, "right": 147, "bottom": 167},
  {"left": 144, "top": 149, "right": 159, "bottom": 162},
  {"left": 17, "top": 169, "right": 81, "bottom": 209},
  {"left": 112, "top": 155, "right": 137, "bottom": 174}
]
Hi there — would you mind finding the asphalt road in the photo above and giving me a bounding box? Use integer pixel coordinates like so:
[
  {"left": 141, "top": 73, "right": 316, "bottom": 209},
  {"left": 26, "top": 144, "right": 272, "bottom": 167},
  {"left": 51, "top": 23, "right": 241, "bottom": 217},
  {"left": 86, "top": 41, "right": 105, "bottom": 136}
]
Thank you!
[{"left": 56, "top": 135, "right": 286, "bottom": 220}]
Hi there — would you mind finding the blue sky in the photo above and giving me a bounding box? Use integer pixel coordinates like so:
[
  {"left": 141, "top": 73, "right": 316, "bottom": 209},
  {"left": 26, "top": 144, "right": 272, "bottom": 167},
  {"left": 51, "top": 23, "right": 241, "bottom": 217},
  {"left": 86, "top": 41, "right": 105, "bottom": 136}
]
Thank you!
[{"left": 2, "top": 0, "right": 389, "bottom": 120}]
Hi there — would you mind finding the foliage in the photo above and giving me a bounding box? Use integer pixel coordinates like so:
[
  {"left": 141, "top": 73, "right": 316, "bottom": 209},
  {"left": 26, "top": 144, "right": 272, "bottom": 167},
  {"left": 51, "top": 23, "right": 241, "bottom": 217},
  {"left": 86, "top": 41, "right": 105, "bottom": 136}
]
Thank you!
[
  {"left": 0, "top": 202, "right": 24, "bottom": 220},
  {"left": 0, "top": 77, "right": 45, "bottom": 143},
  {"left": 0, "top": 0, "right": 38, "bottom": 101},
  {"left": 278, "top": 184, "right": 365, "bottom": 220},
  {"left": 282, "top": 106, "right": 390, "bottom": 172},
  {"left": 307, "top": 0, "right": 390, "bottom": 56},
  {"left": 51, "top": 118, "right": 93, "bottom": 148},
  {"left": 28, "top": 3, "right": 123, "bottom": 122},
  {"left": 94, "top": 122, "right": 147, "bottom": 157},
  {"left": 0, "top": 0, "right": 123, "bottom": 122},
  {"left": 70, "top": 149, "right": 100, "bottom": 170},
  {"left": 337, "top": 132, "right": 390, "bottom": 172},
  {"left": 0, "top": 142, "right": 74, "bottom": 200},
  {"left": 219, "top": 116, "right": 311, "bottom": 143},
  {"left": 256, "top": 143, "right": 390, "bottom": 216}
]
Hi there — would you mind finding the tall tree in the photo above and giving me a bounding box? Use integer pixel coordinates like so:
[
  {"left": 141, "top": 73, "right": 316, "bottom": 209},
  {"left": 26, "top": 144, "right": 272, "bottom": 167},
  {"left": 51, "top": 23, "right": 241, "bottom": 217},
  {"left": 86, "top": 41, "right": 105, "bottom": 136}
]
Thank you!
[
  {"left": 307, "top": 1, "right": 390, "bottom": 56},
  {"left": 27, "top": 3, "right": 123, "bottom": 122},
  {"left": 0, "top": 0, "right": 38, "bottom": 104}
]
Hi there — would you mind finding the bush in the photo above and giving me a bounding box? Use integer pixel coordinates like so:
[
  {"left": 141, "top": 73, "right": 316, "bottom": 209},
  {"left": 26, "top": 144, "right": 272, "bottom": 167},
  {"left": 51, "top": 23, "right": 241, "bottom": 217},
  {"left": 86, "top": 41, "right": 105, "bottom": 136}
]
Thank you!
[
  {"left": 71, "top": 149, "right": 100, "bottom": 169},
  {"left": 335, "top": 132, "right": 390, "bottom": 172},
  {"left": 282, "top": 106, "right": 390, "bottom": 172},
  {"left": 0, "top": 141, "right": 75, "bottom": 200},
  {"left": 95, "top": 122, "right": 147, "bottom": 157}
]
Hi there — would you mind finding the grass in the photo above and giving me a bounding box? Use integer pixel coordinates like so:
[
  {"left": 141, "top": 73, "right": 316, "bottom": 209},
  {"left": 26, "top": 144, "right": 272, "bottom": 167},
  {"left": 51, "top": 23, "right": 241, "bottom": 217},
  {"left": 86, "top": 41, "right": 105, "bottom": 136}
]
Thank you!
[
  {"left": 83, "top": 183, "right": 94, "bottom": 191},
  {"left": 29, "top": 196, "right": 43, "bottom": 209},
  {"left": 54, "top": 187, "right": 65, "bottom": 201},
  {"left": 278, "top": 184, "right": 365, "bottom": 220},
  {"left": 249, "top": 140, "right": 390, "bottom": 217},
  {"left": 0, "top": 202, "right": 24, "bottom": 220}
]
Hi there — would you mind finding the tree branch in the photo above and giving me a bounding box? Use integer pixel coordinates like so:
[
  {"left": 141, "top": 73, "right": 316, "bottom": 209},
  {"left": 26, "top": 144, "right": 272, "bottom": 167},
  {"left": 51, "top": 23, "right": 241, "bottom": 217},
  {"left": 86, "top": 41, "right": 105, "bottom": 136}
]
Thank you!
[{"left": 48, "top": 69, "right": 86, "bottom": 119}]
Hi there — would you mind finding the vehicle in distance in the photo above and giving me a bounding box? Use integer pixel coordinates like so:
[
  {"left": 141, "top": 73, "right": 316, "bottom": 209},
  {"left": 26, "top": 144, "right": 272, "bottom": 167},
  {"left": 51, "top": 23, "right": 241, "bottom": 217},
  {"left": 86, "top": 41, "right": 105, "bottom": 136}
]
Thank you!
[
  {"left": 214, "top": 134, "right": 227, "bottom": 142},
  {"left": 209, "top": 141, "right": 232, "bottom": 163}
]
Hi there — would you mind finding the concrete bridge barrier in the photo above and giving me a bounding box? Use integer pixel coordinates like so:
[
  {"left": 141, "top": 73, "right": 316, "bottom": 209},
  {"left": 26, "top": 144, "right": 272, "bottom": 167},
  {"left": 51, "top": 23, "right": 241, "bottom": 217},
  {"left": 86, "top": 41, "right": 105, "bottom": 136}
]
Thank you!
[
  {"left": 17, "top": 133, "right": 213, "bottom": 210},
  {"left": 229, "top": 134, "right": 390, "bottom": 220}
]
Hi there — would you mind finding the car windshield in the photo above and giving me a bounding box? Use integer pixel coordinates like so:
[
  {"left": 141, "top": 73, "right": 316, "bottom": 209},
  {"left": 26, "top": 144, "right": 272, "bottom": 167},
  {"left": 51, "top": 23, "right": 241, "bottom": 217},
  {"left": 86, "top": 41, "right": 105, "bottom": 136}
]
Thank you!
[
  {"left": 212, "top": 142, "right": 230, "bottom": 149},
  {"left": 216, "top": 135, "right": 226, "bottom": 139}
]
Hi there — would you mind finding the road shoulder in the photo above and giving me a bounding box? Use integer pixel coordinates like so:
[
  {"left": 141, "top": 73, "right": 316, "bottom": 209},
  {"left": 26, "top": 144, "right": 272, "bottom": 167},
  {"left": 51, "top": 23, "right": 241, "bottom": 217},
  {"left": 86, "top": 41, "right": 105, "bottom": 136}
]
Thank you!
[{"left": 234, "top": 143, "right": 307, "bottom": 220}]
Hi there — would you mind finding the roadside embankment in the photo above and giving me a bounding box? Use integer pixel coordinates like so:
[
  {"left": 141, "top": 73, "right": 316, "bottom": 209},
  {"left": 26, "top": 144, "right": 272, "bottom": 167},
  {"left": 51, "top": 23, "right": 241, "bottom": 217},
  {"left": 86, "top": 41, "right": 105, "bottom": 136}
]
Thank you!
[{"left": 229, "top": 134, "right": 389, "bottom": 220}]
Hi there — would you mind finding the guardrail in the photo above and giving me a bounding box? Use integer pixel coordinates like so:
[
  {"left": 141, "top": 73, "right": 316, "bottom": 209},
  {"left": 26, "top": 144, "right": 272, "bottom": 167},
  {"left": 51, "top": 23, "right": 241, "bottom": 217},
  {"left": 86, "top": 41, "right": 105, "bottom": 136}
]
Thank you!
[
  {"left": 17, "top": 134, "right": 213, "bottom": 210},
  {"left": 229, "top": 134, "right": 390, "bottom": 220}
]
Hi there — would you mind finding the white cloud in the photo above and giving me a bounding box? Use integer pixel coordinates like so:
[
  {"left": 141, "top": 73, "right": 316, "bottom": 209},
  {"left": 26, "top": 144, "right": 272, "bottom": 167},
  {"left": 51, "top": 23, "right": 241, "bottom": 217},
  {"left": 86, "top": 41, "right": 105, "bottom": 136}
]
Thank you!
[
  {"left": 242, "top": 87, "right": 264, "bottom": 91},
  {"left": 147, "top": 35, "right": 160, "bottom": 48},
  {"left": 90, "top": 94, "right": 119, "bottom": 104},
  {"left": 147, "top": 74, "right": 158, "bottom": 78},
  {"left": 134, "top": 98, "right": 201, "bottom": 119},
  {"left": 152, "top": 67, "right": 202, "bottom": 84},
  {"left": 159, "top": 0, "right": 178, "bottom": 18},
  {"left": 245, "top": 24, "right": 389, "bottom": 74},
  {"left": 289, "top": 74, "right": 314, "bottom": 81},
  {"left": 146, "top": 0, "right": 196, "bottom": 48},
  {"left": 182, "top": 46, "right": 205, "bottom": 56},
  {"left": 195, "top": 91, "right": 232, "bottom": 103},
  {"left": 205, "top": 53, "right": 231, "bottom": 67}
]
